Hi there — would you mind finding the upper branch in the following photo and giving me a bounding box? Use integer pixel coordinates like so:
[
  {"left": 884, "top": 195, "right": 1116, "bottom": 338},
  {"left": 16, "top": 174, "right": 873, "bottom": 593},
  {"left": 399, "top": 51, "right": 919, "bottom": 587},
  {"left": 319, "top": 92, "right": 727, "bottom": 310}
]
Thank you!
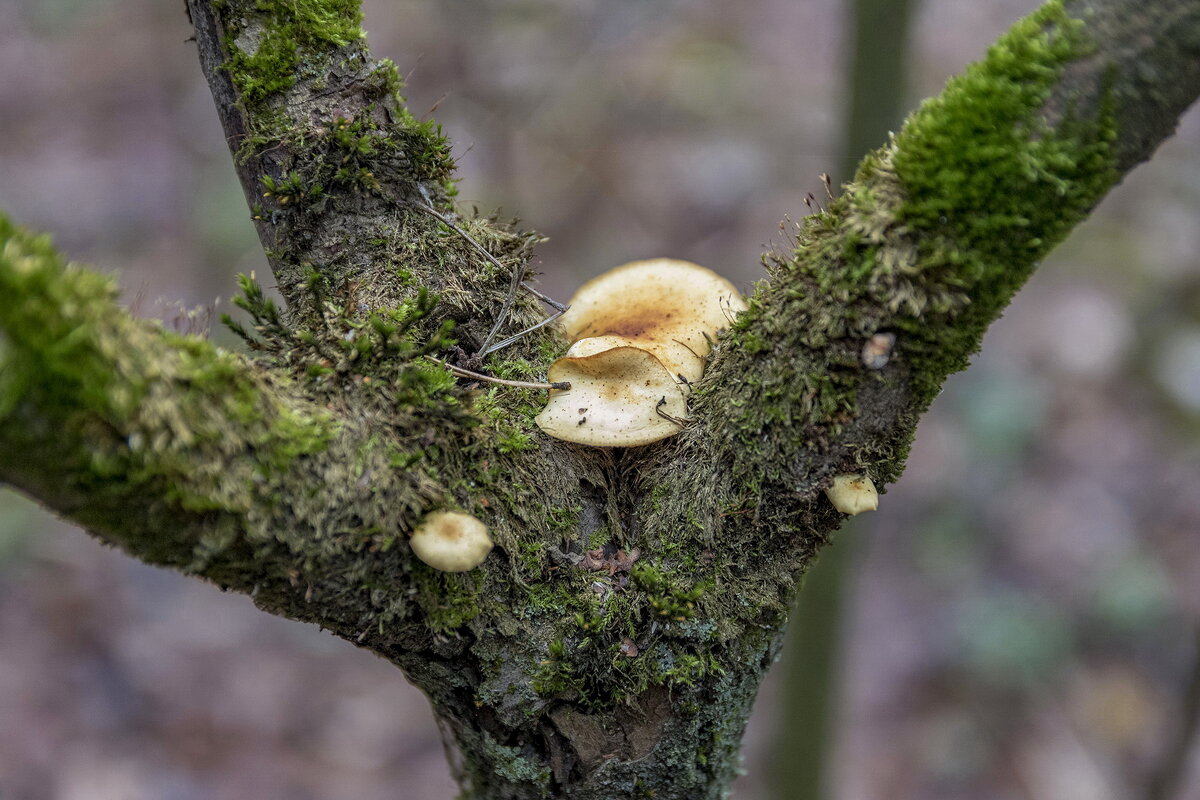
[
  {"left": 186, "top": 0, "right": 555, "bottom": 367},
  {"left": 705, "top": 0, "right": 1200, "bottom": 495},
  {"left": 629, "top": 0, "right": 1200, "bottom": 635}
]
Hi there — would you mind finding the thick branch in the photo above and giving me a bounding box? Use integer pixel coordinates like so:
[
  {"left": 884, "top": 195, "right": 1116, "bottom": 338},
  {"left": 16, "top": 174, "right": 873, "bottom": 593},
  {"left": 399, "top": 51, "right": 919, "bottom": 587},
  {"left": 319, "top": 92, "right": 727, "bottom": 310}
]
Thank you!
[
  {"left": 185, "top": 0, "right": 553, "bottom": 362},
  {"left": 0, "top": 214, "right": 332, "bottom": 591},
  {"left": 659, "top": 0, "right": 1200, "bottom": 525},
  {"left": 5, "top": 1, "right": 1200, "bottom": 798},
  {"left": 0, "top": 214, "right": 498, "bottom": 651},
  {"left": 186, "top": 0, "right": 447, "bottom": 294}
]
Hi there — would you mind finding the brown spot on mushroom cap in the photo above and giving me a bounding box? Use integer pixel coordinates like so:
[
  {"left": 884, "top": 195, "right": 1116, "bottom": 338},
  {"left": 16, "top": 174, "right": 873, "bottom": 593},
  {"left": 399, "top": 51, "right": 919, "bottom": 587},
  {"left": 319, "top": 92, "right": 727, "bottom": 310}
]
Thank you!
[
  {"left": 535, "top": 345, "right": 686, "bottom": 447},
  {"left": 558, "top": 259, "right": 747, "bottom": 382}
]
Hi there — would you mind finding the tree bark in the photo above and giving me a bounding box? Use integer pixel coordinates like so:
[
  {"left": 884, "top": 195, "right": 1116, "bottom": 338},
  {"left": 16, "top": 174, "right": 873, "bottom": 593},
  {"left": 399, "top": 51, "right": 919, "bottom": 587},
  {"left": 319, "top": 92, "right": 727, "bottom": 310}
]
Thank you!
[{"left": 2, "top": 0, "right": 1200, "bottom": 797}]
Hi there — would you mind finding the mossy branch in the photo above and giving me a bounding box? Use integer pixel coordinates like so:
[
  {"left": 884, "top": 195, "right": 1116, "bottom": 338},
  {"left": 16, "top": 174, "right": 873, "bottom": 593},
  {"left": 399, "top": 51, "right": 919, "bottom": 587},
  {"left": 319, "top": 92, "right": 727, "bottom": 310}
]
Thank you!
[
  {"left": 0, "top": 213, "right": 487, "bottom": 646},
  {"left": 0, "top": 214, "right": 331, "bottom": 583},
  {"left": 185, "top": 0, "right": 554, "bottom": 359},
  {"left": 3, "top": 1, "right": 1200, "bottom": 798},
  {"left": 658, "top": 0, "right": 1200, "bottom": 528}
]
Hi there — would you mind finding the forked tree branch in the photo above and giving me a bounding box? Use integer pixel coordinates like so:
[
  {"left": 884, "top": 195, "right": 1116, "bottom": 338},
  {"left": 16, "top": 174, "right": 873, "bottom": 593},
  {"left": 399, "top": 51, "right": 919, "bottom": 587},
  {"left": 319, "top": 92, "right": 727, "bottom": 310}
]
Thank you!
[{"left": 2, "top": 0, "right": 1199, "bottom": 797}]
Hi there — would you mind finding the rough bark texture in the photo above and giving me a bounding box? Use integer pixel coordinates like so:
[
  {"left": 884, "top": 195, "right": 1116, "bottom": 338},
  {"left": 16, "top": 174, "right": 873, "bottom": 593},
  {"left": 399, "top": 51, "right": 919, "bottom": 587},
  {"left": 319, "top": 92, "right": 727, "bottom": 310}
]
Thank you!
[{"left": 2, "top": 0, "right": 1200, "bottom": 797}]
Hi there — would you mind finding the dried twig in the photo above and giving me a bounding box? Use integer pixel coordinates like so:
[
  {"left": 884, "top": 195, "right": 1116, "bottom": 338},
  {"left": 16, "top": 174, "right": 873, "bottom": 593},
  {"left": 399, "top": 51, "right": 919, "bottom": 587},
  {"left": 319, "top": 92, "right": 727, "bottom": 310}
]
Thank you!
[
  {"left": 427, "top": 356, "right": 568, "bottom": 391},
  {"left": 483, "top": 305, "right": 568, "bottom": 356},
  {"left": 407, "top": 198, "right": 565, "bottom": 357}
]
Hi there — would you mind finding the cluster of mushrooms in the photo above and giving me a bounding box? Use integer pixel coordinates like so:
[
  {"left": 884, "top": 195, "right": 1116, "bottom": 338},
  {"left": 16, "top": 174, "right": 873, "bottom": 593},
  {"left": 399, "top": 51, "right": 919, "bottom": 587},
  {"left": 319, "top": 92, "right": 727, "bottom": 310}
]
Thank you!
[
  {"left": 535, "top": 258, "right": 747, "bottom": 446},
  {"left": 408, "top": 258, "right": 879, "bottom": 573}
]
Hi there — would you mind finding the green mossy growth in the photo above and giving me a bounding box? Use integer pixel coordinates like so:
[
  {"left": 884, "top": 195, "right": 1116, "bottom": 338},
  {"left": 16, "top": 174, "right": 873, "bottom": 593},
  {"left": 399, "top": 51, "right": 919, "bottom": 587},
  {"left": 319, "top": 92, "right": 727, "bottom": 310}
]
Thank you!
[
  {"left": 0, "top": 217, "right": 133, "bottom": 419},
  {"left": 219, "top": 0, "right": 364, "bottom": 106},
  {"left": 412, "top": 566, "right": 486, "bottom": 633},
  {"left": 702, "top": 0, "right": 1117, "bottom": 493},
  {"left": 631, "top": 562, "right": 710, "bottom": 622},
  {"left": 0, "top": 213, "right": 337, "bottom": 531}
]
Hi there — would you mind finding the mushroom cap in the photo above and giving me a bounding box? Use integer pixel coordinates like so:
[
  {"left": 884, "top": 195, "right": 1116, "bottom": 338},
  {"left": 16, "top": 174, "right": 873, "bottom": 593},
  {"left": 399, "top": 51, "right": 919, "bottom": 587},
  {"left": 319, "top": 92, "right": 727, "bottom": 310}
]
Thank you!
[
  {"left": 534, "top": 344, "right": 687, "bottom": 446},
  {"left": 824, "top": 474, "right": 879, "bottom": 516},
  {"left": 558, "top": 258, "right": 747, "bottom": 382},
  {"left": 563, "top": 333, "right": 705, "bottom": 387},
  {"left": 410, "top": 510, "right": 494, "bottom": 572}
]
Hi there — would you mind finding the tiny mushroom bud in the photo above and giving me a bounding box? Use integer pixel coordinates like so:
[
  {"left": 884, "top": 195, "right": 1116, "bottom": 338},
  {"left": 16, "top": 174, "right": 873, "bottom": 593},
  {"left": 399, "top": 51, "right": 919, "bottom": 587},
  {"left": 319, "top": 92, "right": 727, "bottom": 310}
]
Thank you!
[
  {"left": 861, "top": 332, "right": 896, "bottom": 370},
  {"left": 825, "top": 474, "right": 879, "bottom": 516},
  {"left": 536, "top": 258, "right": 746, "bottom": 447},
  {"left": 409, "top": 510, "right": 494, "bottom": 572}
]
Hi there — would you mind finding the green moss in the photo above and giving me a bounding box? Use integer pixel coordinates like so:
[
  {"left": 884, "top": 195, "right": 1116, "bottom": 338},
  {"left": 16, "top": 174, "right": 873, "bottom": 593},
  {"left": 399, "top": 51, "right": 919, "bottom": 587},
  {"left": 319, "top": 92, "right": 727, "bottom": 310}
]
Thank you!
[
  {"left": 471, "top": 383, "right": 542, "bottom": 455},
  {"left": 411, "top": 565, "right": 485, "bottom": 633},
  {"left": 895, "top": 2, "right": 1114, "bottom": 253},
  {"left": 531, "top": 638, "right": 579, "bottom": 696},
  {"left": 631, "top": 562, "right": 710, "bottom": 622},
  {"left": 0, "top": 217, "right": 137, "bottom": 418},
  {"left": 481, "top": 733, "right": 553, "bottom": 790},
  {"left": 228, "top": 47, "right": 457, "bottom": 241},
  {"left": 219, "top": 0, "right": 364, "bottom": 106},
  {"left": 0, "top": 213, "right": 337, "bottom": 527},
  {"left": 524, "top": 581, "right": 579, "bottom": 618},
  {"left": 885, "top": 0, "right": 1117, "bottom": 400},
  {"left": 690, "top": 0, "right": 1118, "bottom": 516},
  {"left": 655, "top": 652, "right": 724, "bottom": 688}
]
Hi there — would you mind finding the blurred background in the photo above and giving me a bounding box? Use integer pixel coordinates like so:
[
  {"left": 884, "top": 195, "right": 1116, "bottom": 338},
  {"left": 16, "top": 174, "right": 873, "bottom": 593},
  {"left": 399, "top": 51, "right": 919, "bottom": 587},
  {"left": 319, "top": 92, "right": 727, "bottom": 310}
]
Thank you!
[{"left": 2, "top": 0, "right": 1200, "bottom": 798}]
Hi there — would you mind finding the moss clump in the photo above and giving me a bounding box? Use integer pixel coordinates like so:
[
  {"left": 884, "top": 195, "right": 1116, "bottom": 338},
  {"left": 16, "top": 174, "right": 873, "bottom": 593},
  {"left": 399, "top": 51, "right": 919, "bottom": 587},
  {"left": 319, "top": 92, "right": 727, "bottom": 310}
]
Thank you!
[
  {"left": 0, "top": 217, "right": 133, "bottom": 419},
  {"left": 886, "top": 0, "right": 1117, "bottom": 399},
  {"left": 0, "top": 213, "right": 337, "bottom": 535},
  {"left": 224, "top": 272, "right": 472, "bottom": 426},
  {"left": 517, "top": 551, "right": 730, "bottom": 709},
  {"left": 412, "top": 566, "right": 486, "bottom": 633},
  {"left": 219, "top": 0, "right": 364, "bottom": 106},
  {"left": 631, "top": 562, "right": 710, "bottom": 622},
  {"left": 472, "top": 385, "right": 540, "bottom": 455},
  {"left": 895, "top": 1, "right": 1116, "bottom": 270}
]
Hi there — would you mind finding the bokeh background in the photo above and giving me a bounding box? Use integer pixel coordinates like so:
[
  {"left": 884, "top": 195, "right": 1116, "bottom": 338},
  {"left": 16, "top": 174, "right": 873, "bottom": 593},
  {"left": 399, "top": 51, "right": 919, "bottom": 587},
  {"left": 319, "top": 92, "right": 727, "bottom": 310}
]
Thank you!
[{"left": 2, "top": 1, "right": 1200, "bottom": 798}]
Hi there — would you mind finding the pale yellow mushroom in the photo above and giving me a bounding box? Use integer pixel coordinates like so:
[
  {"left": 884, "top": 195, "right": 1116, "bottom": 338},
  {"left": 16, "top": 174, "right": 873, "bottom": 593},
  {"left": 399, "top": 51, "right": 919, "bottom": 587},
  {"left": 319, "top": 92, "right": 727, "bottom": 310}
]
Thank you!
[
  {"left": 535, "top": 259, "right": 745, "bottom": 447},
  {"left": 534, "top": 345, "right": 687, "bottom": 447},
  {"left": 824, "top": 474, "right": 879, "bottom": 516},
  {"left": 409, "top": 511, "right": 494, "bottom": 572},
  {"left": 558, "top": 258, "right": 747, "bottom": 383}
]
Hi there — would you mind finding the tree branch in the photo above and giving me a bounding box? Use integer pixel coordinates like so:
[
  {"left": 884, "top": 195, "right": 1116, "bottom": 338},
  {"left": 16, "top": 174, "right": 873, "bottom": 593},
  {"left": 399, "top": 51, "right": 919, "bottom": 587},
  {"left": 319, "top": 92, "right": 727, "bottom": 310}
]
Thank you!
[
  {"left": 0, "top": 213, "right": 563, "bottom": 654},
  {"left": 0, "top": 214, "right": 329, "bottom": 590},
  {"left": 3, "top": 0, "right": 1200, "bottom": 797},
  {"left": 652, "top": 0, "right": 1200, "bottom": 544},
  {"left": 184, "top": 0, "right": 555, "bottom": 360}
]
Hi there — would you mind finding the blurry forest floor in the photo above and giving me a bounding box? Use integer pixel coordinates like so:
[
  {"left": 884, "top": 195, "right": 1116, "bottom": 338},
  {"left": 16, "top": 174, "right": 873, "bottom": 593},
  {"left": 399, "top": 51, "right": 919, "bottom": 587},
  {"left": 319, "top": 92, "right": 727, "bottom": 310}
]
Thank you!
[{"left": 1, "top": 0, "right": 1200, "bottom": 798}]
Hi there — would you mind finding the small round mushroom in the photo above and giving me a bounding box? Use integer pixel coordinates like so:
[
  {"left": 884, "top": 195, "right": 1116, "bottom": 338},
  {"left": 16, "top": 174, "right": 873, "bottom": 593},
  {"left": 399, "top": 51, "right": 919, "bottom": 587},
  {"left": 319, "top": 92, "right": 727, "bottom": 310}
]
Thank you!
[
  {"left": 861, "top": 332, "right": 896, "bottom": 370},
  {"left": 409, "top": 510, "right": 494, "bottom": 572},
  {"left": 558, "top": 258, "right": 747, "bottom": 383},
  {"left": 534, "top": 345, "right": 687, "bottom": 446},
  {"left": 824, "top": 474, "right": 879, "bottom": 516}
]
